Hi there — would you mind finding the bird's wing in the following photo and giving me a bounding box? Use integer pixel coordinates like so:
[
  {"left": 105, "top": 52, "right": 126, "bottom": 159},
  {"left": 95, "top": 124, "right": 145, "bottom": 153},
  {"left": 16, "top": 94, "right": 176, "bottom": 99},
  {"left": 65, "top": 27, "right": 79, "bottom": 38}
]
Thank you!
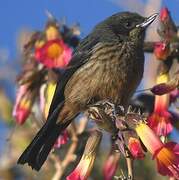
[{"left": 47, "top": 34, "right": 100, "bottom": 117}]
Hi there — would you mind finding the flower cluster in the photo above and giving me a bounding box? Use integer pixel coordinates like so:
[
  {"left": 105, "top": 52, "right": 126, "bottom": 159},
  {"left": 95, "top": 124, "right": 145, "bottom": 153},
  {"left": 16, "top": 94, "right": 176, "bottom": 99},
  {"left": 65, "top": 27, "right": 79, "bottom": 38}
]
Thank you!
[
  {"left": 13, "top": 14, "right": 80, "bottom": 151},
  {"left": 12, "top": 8, "right": 179, "bottom": 180}
]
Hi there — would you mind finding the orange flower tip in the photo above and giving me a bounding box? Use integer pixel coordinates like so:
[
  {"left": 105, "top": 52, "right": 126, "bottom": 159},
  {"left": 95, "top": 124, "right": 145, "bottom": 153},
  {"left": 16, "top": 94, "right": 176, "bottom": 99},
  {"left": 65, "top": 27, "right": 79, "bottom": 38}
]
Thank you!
[
  {"left": 154, "top": 42, "right": 169, "bottom": 60},
  {"left": 151, "top": 83, "right": 176, "bottom": 95},
  {"left": 128, "top": 137, "right": 145, "bottom": 159},
  {"left": 35, "top": 39, "right": 72, "bottom": 68},
  {"left": 148, "top": 111, "right": 173, "bottom": 137},
  {"left": 154, "top": 142, "right": 179, "bottom": 179},
  {"left": 160, "top": 7, "right": 170, "bottom": 22}
]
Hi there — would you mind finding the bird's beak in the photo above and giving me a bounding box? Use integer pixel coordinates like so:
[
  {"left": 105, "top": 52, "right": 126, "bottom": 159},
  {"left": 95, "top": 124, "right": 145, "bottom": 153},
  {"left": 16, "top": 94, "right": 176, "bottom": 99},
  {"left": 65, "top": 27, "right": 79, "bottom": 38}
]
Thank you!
[{"left": 136, "top": 13, "right": 158, "bottom": 28}]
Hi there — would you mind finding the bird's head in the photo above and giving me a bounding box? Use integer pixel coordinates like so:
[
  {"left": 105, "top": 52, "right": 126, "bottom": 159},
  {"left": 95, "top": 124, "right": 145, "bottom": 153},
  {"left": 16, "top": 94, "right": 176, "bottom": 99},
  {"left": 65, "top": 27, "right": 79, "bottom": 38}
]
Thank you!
[{"left": 103, "top": 12, "right": 158, "bottom": 42}]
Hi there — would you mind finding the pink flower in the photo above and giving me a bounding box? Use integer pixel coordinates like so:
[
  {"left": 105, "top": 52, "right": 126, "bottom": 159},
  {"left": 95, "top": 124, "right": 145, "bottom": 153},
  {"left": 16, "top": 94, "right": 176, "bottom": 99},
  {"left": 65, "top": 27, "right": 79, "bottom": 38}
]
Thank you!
[
  {"left": 148, "top": 73, "right": 173, "bottom": 136},
  {"left": 154, "top": 142, "right": 179, "bottom": 179},
  {"left": 102, "top": 151, "right": 120, "bottom": 180},
  {"left": 35, "top": 39, "right": 72, "bottom": 68},
  {"left": 13, "top": 85, "right": 32, "bottom": 124},
  {"left": 136, "top": 122, "right": 179, "bottom": 179},
  {"left": 128, "top": 137, "right": 145, "bottom": 159},
  {"left": 148, "top": 111, "right": 173, "bottom": 137},
  {"left": 154, "top": 42, "right": 169, "bottom": 60},
  {"left": 54, "top": 130, "right": 69, "bottom": 148}
]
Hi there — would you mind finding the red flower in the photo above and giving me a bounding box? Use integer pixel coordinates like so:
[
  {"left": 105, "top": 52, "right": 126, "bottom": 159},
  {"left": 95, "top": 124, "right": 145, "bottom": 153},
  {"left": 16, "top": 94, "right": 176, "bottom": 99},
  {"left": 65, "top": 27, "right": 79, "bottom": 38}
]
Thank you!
[
  {"left": 148, "top": 73, "right": 173, "bottom": 136},
  {"left": 160, "top": 7, "right": 169, "bottom": 22},
  {"left": 35, "top": 39, "right": 72, "bottom": 68},
  {"left": 136, "top": 122, "right": 179, "bottom": 179},
  {"left": 148, "top": 111, "right": 173, "bottom": 137},
  {"left": 154, "top": 42, "right": 169, "bottom": 60},
  {"left": 128, "top": 137, "right": 145, "bottom": 159},
  {"left": 13, "top": 85, "right": 32, "bottom": 124},
  {"left": 54, "top": 130, "right": 69, "bottom": 148},
  {"left": 67, "top": 131, "right": 102, "bottom": 180},
  {"left": 102, "top": 151, "right": 120, "bottom": 180},
  {"left": 154, "top": 142, "right": 179, "bottom": 179}
]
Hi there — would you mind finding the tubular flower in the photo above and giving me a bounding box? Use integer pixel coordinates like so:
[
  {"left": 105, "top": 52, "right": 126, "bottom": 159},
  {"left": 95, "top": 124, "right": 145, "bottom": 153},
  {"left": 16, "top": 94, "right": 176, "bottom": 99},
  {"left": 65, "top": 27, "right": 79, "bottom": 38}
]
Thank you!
[
  {"left": 13, "top": 85, "right": 33, "bottom": 124},
  {"left": 102, "top": 151, "right": 120, "bottom": 180},
  {"left": 40, "top": 82, "right": 57, "bottom": 118},
  {"left": 128, "top": 137, "right": 145, "bottom": 159},
  {"left": 67, "top": 131, "right": 102, "bottom": 180},
  {"left": 148, "top": 73, "right": 173, "bottom": 136},
  {"left": 154, "top": 42, "right": 170, "bottom": 60},
  {"left": 136, "top": 123, "right": 179, "bottom": 179},
  {"left": 35, "top": 39, "right": 72, "bottom": 68}
]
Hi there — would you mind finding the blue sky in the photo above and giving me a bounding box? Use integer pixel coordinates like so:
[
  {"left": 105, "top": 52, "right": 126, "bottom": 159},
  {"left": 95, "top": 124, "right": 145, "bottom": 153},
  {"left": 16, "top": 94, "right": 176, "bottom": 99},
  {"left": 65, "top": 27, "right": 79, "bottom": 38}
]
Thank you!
[
  {"left": 0, "top": 0, "right": 179, "bottom": 59},
  {"left": 0, "top": 0, "right": 179, "bottom": 152}
]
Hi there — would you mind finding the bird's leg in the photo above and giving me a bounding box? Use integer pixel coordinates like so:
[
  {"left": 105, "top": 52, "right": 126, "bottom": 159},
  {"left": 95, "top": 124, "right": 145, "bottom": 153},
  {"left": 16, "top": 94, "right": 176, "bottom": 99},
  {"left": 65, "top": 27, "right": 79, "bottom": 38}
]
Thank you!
[{"left": 125, "top": 152, "right": 134, "bottom": 180}]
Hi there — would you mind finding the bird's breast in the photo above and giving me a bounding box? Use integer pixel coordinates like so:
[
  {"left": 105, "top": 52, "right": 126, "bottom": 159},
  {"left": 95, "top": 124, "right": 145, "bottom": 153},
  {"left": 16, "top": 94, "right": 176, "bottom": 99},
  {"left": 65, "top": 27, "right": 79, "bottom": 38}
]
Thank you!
[{"left": 65, "top": 41, "right": 144, "bottom": 108}]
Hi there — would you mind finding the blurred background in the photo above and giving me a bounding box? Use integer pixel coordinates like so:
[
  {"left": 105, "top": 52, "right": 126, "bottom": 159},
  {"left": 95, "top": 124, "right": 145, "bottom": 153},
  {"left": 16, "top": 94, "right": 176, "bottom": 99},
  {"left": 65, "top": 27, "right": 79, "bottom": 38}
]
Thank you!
[{"left": 0, "top": 0, "right": 178, "bottom": 179}]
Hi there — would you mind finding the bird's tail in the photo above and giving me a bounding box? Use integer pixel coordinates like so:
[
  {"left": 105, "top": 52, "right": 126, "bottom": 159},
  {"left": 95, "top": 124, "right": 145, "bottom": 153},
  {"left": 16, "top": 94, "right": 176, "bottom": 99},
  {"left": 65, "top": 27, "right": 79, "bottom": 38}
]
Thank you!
[{"left": 17, "top": 103, "right": 72, "bottom": 171}]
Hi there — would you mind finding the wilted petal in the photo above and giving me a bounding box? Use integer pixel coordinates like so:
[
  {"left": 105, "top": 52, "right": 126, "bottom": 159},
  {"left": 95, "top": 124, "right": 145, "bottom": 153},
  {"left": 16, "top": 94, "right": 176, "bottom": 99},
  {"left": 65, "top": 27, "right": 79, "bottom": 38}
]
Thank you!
[
  {"left": 67, "top": 131, "right": 102, "bottom": 180},
  {"left": 151, "top": 82, "right": 177, "bottom": 95}
]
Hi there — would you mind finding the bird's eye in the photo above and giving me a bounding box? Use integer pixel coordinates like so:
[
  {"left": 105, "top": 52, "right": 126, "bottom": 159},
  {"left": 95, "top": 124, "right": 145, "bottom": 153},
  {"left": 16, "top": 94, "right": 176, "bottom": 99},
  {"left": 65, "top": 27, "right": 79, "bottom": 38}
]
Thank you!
[{"left": 124, "top": 22, "right": 133, "bottom": 28}]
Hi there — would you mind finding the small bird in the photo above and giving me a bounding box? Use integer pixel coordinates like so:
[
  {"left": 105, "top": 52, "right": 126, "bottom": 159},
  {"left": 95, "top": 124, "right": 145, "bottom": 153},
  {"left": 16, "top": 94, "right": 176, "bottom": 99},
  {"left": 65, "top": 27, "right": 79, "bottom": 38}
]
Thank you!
[{"left": 17, "top": 12, "right": 158, "bottom": 170}]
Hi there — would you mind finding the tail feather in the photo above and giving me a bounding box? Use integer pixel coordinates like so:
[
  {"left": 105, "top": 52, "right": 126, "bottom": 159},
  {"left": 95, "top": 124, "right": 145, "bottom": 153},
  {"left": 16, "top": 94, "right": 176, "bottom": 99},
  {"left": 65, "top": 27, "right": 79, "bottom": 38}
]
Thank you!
[
  {"left": 36, "top": 121, "right": 71, "bottom": 170},
  {"left": 17, "top": 103, "right": 66, "bottom": 170}
]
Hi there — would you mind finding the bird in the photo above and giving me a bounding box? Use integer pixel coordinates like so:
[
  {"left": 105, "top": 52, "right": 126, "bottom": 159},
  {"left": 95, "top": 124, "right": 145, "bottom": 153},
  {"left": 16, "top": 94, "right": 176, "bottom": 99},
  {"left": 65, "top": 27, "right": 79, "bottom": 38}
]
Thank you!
[{"left": 17, "top": 12, "right": 158, "bottom": 171}]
